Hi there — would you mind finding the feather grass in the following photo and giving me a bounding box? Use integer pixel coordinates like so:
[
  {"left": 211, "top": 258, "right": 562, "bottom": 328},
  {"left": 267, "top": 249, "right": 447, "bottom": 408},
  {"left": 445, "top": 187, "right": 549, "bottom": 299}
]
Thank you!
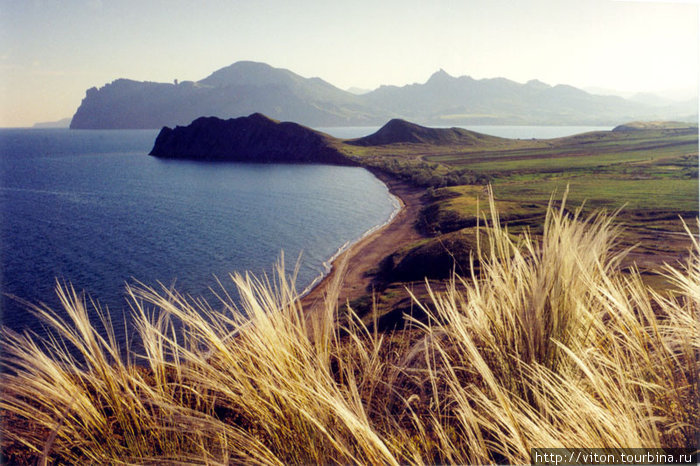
[{"left": 2, "top": 192, "right": 697, "bottom": 464}]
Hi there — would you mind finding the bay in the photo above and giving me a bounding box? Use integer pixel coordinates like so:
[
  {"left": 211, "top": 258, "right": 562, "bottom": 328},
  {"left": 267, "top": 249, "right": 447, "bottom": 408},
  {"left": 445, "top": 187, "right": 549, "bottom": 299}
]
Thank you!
[{"left": 0, "top": 129, "right": 398, "bottom": 340}]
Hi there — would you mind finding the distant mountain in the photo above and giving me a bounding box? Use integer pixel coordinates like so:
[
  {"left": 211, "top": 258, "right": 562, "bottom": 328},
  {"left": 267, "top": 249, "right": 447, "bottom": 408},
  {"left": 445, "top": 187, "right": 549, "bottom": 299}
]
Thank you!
[
  {"left": 71, "top": 61, "right": 386, "bottom": 129},
  {"left": 70, "top": 61, "right": 697, "bottom": 129},
  {"left": 33, "top": 117, "right": 72, "bottom": 128},
  {"left": 358, "top": 69, "right": 666, "bottom": 125},
  {"left": 149, "top": 113, "right": 355, "bottom": 165},
  {"left": 584, "top": 87, "right": 698, "bottom": 121},
  {"left": 628, "top": 92, "right": 675, "bottom": 107},
  {"left": 346, "top": 87, "right": 372, "bottom": 95},
  {"left": 348, "top": 118, "right": 505, "bottom": 146}
]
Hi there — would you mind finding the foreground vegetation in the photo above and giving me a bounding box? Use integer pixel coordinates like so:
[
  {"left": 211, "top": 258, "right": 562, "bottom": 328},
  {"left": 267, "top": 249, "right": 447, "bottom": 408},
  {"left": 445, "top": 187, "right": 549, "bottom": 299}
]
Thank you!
[{"left": 2, "top": 196, "right": 698, "bottom": 464}]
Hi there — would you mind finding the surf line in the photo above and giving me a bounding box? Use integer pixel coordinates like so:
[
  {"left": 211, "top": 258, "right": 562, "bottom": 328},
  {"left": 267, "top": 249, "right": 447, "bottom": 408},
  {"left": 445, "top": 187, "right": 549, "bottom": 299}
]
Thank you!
[{"left": 298, "top": 183, "right": 403, "bottom": 300}]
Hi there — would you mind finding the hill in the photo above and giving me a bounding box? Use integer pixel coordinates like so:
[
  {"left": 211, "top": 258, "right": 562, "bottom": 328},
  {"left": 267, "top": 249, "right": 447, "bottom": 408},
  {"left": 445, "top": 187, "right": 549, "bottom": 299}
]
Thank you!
[
  {"left": 149, "top": 113, "right": 355, "bottom": 165},
  {"left": 612, "top": 121, "right": 699, "bottom": 132},
  {"left": 347, "top": 118, "right": 506, "bottom": 146},
  {"left": 69, "top": 61, "right": 696, "bottom": 129}
]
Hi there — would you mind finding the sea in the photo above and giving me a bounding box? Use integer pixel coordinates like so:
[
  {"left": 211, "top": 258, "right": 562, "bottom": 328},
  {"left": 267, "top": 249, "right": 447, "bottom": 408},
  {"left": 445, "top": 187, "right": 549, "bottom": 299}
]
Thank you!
[{"left": 0, "top": 124, "right": 610, "bottom": 343}]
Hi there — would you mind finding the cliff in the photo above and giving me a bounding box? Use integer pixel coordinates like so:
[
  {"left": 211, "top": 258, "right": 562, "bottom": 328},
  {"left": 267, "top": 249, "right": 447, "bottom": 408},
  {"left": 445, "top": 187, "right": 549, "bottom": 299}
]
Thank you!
[{"left": 149, "top": 113, "right": 356, "bottom": 165}]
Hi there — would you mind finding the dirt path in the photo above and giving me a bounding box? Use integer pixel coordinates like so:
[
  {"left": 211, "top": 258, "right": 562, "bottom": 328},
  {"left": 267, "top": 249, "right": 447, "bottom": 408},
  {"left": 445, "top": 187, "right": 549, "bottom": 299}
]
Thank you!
[{"left": 300, "top": 171, "right": 426, "bottom": 315}]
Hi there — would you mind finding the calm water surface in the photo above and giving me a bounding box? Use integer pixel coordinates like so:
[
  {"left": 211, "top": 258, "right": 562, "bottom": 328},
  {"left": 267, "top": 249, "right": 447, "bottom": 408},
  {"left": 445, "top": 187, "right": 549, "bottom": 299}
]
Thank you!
[{"left": 0, "top": 129, "right": 397, "bottom": 339}]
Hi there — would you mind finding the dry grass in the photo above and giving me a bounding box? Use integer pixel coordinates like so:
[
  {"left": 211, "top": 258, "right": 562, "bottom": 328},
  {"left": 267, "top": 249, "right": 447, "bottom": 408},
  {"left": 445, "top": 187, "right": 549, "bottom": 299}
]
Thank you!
[{"left": 2, "top": 192, "right": 698, "bottom": 464}]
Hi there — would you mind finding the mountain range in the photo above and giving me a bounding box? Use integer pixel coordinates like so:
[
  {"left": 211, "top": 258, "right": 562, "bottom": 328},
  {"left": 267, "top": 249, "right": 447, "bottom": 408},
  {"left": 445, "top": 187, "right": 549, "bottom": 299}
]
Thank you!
[{"left": 70, "top": 61, "right": 698, "bottom": 129}]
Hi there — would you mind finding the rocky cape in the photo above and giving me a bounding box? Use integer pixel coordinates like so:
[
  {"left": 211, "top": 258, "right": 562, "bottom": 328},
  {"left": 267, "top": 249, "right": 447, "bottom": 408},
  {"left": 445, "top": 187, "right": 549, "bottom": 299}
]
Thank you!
[
  {"left": 149, "top": 113, "right": 356, "bottom": 165},
  {"left": 70, "top": 61, "right": 698, "bottom": 129}
]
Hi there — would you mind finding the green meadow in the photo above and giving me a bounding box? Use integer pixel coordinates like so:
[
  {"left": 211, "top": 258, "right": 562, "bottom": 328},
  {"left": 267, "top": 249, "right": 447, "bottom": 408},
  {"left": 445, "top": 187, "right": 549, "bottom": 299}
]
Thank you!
[{"left": 339, "top": 121, "right": 698, "bottom": 301}]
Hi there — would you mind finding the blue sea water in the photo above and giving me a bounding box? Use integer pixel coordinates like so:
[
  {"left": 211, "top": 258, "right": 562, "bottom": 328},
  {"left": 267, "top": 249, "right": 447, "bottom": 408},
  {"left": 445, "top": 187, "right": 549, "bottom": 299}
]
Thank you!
[{"left": 0, "top": 129, "right": 398, "bottom": 340}]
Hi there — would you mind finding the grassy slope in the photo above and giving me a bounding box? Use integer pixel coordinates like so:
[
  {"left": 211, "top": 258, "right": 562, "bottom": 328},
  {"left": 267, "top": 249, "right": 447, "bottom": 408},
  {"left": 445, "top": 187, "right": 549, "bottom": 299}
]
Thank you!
[{"left": 335, "top": 123, "right": 698, "bottom": 323}]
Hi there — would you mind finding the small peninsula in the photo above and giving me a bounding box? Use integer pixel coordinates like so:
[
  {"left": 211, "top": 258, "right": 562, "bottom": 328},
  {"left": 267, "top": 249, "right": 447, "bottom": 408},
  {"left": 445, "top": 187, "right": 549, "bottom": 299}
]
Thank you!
[{"left": 149, "top": 113, "right": 356, "bottom": 165}]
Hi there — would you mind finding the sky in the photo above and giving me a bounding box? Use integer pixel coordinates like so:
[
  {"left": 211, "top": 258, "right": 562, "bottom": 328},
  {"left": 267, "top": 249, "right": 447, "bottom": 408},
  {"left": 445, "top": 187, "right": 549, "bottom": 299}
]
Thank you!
[{"left": 0, "top": 0, "right": 698, "bottom": 127}]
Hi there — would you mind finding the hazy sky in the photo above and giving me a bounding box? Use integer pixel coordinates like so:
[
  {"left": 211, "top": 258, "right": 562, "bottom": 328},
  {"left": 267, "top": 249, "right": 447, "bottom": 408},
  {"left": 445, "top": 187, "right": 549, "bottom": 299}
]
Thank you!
[{"left": 0, "top": 0, "right": 698, "bottom": 127}]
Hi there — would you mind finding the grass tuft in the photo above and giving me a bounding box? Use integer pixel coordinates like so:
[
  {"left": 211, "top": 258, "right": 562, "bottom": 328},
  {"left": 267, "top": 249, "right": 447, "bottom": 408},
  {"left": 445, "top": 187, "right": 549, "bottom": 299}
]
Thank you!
[{"left": 2, "top": 193, "right": 697, "bottom": 464}]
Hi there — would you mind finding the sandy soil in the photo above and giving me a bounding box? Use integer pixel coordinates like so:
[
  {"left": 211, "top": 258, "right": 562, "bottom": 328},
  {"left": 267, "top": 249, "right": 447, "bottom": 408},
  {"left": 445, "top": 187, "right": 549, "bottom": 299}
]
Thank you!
[{"left": 300, "top": 171, "right": 426, "bottom": 315}]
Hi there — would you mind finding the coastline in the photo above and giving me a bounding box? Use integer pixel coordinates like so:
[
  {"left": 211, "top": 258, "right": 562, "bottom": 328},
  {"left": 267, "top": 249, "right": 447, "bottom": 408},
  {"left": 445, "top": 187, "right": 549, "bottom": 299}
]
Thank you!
[
  {"left": 300, "top": 169, "right": 426, "bottom": 314},
  {"left": 298, "top": 184, "right": 403, "bottom": 300}
]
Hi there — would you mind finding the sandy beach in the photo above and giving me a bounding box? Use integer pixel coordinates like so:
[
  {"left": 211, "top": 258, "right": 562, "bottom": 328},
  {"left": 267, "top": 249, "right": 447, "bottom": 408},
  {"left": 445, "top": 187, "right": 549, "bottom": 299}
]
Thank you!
[{"left": 300, "top": 171, "right": 426, "bottom": 314}]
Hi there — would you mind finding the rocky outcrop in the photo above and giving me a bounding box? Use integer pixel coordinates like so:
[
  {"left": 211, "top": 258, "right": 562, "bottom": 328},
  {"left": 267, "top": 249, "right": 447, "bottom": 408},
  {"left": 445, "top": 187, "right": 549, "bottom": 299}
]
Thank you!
[{"left": 149, "top": 113, "right": 356, "bottom": 165}]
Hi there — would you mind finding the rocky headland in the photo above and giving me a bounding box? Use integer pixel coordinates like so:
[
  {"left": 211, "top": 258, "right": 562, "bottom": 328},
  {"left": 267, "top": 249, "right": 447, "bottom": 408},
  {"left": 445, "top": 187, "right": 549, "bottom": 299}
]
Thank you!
[{"left": 149, "top": 113, "right": 356, "bottom": 165}]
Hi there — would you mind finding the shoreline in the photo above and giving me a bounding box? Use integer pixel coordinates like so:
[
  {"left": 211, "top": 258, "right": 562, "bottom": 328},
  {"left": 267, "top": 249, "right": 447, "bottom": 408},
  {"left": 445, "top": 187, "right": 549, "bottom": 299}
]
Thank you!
[
  {"left": 300, "top": 169, "right": 426, "bottom": 314},
  {"left": 298, "top": 183, "right": 403, "bottom": 300}
]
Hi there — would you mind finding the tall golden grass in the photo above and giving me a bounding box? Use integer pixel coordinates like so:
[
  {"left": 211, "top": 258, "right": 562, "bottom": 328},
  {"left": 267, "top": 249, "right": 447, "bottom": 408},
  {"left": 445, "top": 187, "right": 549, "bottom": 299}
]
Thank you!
[{"left": 1, "top": 193, "right": 698, "bottom": 464}]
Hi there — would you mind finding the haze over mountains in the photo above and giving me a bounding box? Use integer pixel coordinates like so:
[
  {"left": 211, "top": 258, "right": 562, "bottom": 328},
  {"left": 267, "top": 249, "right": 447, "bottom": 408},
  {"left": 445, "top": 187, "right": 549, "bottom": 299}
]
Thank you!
[{"left": 69, "top": 61, "right": 698, "bottom": 129}]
